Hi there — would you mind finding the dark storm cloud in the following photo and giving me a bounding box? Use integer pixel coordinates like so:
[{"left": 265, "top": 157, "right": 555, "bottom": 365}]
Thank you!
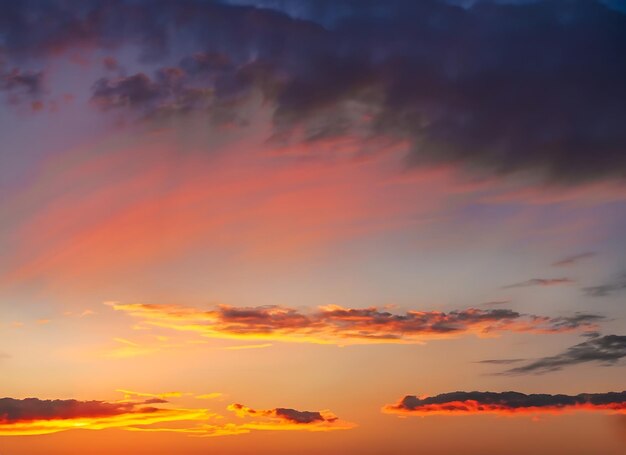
[
  {"left": 583, "top": 275, "right": 626, "bottom": 297},
  {"left": 384, "top": 390, "right": 626, "bottom": 415},
  {"left": 552, "top": 252, "right": 597, "bottom": 267},
  {"left": 0, "top": 397, "right": 161, "bottom": 423},
  {"left": 502, "top": 278, "right": 575, "bottom": 289},
  {"left": 502, "top": 334, "right": 626, "bottom": 374},
  {"left": 2, "top": 0, "right": 626, "bottom": 183}
]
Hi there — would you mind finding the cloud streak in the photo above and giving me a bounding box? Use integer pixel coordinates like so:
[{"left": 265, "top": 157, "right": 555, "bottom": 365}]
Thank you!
[
  {"left": 552, "top": 252, "right": 596, "bottom": 267},
  {"left": 583, "top": 275, "right": 626, "bottom": 297},
  {"left": 500, "top": 334, "right": 626, "bottom": 375},
  {"left": 502, "top": 278, "right": 574, "bottom": 289},
  {"left": 107, "top": 302, "right": 603, "bottom": 347},
  {"left": 384, "top": 391, "right": 626, "bottom": 416}
]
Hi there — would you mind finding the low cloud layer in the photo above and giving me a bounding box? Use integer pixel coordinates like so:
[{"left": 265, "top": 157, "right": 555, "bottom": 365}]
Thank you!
[
  {"left": 108, "top": 302, "right": 603, "bottom": 347},
  {"left": 500, "top": 334, "right": 626, "bottom": 375},
  {"left": 384, "top": 390, "right": 626, "bottom": 416}
]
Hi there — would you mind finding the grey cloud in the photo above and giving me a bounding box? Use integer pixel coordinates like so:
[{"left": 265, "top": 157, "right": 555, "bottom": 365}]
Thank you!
[
  {"left": 385, "top": 390, "right": 626, "bottom": 414},
  {"left": 583, "top": 275, "right": 626, "bottom": 297},
  {"left": 502, "top": 334, "right": 626, "bottom": 375},
  {"left": 1, "top": 1, "right": 626, "bottom": 183}
]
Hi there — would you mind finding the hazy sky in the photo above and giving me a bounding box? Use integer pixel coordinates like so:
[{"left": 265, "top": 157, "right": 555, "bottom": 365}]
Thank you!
[{"left": 1, "top": 1, "right": 625, "bottom": 454}]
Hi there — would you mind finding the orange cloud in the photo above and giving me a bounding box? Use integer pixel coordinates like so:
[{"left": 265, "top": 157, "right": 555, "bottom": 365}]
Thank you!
[
  {"left": 0, "top": 392, "right": 354, "bottom": 437},
  {"left": 107, "top": 301, "right": 602, "bottom": 347},
  {"left": 383, "top": 391, "right": 626, "bottom": 417}
]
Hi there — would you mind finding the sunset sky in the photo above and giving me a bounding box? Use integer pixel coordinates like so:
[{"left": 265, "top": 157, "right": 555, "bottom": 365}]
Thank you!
[{"left": 1, "top": 1, "right": 626, "bottom": 454}]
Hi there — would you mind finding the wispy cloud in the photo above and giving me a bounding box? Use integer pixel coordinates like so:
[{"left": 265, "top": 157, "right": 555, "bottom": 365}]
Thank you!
[
  {"left": 500, "top": 334, "right": 626, "bottom": 375},
  {"left": 502, "top": 278, "right": 575, "bottom": 289},
  {"left": 384, "top": 391, "right": 626, "bottom": 416},
  {"left": 552, "top": 252, "right": 596, "bottom": 267},
  {"left": 583, "top": 275, "right": 626, "bottom": 297}
]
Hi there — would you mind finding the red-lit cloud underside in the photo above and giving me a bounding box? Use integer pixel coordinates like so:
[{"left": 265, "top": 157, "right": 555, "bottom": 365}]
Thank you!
[{"left": 384, "top": 391, "right": 626, "bottom": 416}]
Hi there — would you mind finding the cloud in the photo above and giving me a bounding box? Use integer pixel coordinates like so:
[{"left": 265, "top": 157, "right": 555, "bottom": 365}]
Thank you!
[
  {"left": 189, "top": 403, "right": 354, "bottom": 437},
  {"left": 502, "top": 278, "right": 575, "bottom": 289},
  {"left": 583, "top": 275, "right": 626, "bottom": 297},
  {"left": 91, "top": 73, "right": 164, "bottom": 110},
  {"left": 0, "top": 64, "right": 45, "bottom": 108},
  {"left": 552, "top": 252, "right": 596, "bottom": 267},
  {"left": 1, "top": 1, "right": 626, "bottom": 183},
  {"left": 90, "top": 69, "right": 217, "bottom": 120},
  {"left": 0, "top": 397, "right": 159, "bottom": 422},
  {"left": 384, "top": 390, "right": 626, "bottom": 416},
  {"left": 0, "top": 67, "right": 44, "bottom": 95},
  {"left": 0, "top": 391, "right": 353, "bottom": 436},
  {"left": 107, "top": 302, "right": 603, "bottom": 347},
  {"left": 0, "top": 395, "right": 206, "bottom": 436},
  {"left": 228, "top": 403, "right": 338, "bottom": 425},
  {"left": 500, "top": 334, "right": 626, "bottom": 375}
]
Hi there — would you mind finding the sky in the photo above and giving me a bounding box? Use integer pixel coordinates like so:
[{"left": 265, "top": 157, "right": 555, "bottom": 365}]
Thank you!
[{"left": 1, "top": 0, "right": 625, "bottom": 453}]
